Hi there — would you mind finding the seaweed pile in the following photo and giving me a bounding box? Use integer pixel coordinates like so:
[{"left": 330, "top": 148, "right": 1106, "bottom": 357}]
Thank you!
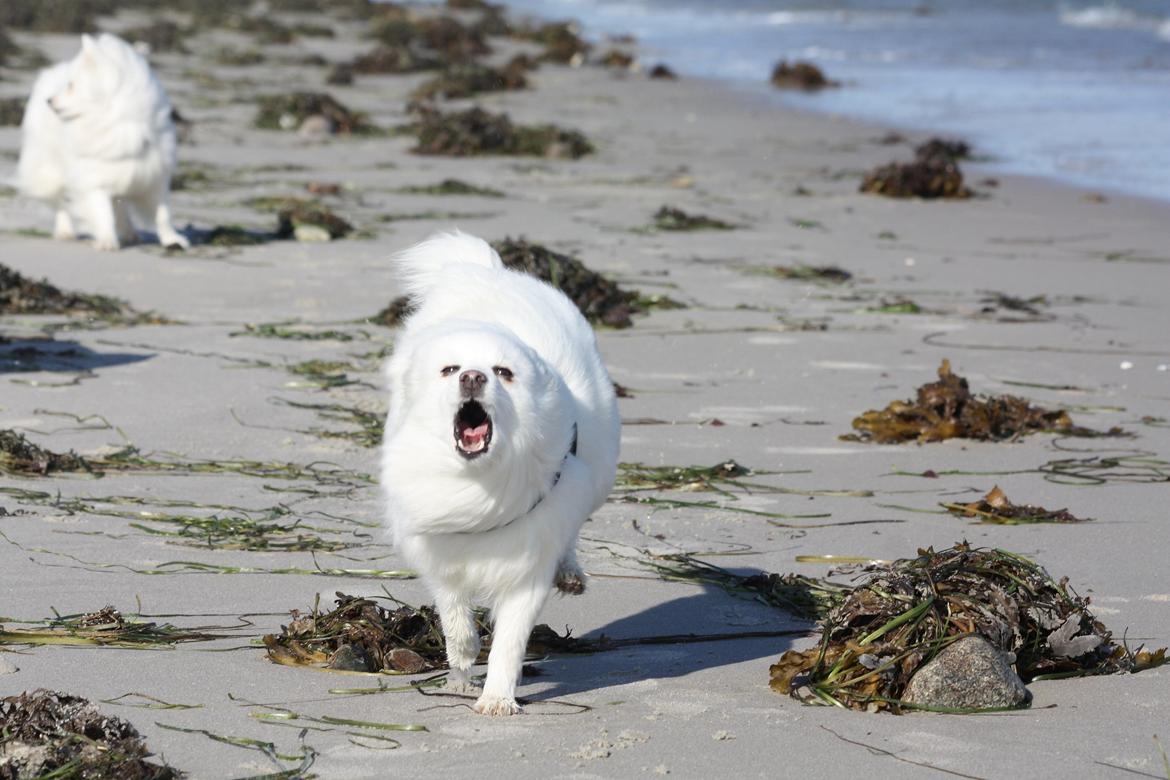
[
  {"left": 370, "top": 13, "right": 490, "bottom": 63},
  {"left": 409, "top": 106, "right": 593, "bottom": 159},
  {"left": 769, "top": 542, "right": 1166, "bottom": 712},
  {"left": 0, "top": 429, "right": 89, "bottom": 475},
  {"left": 860, "top": 137, "right": 973, "bottom": 199},
  {"left": 772, "top": 265, "right": 852, "bottom": 283},
  {"left": 0, "top": 264, "right": 127, "bottom": 319},
  {"left": 942, "top": 485, "right": 1090, "bottom": 525},
  {"left": 349, "top": 43, "right": 440, "bottom": 74},
  {"left": 264, "top": 593, "right": 463, "bottom": 673},
  {"left": 411, "top": 60, "right": 529, "bottom": 100},
  {"left": 0, "top": 689, "right": 179, "bottom": 779},
  {"left": 843, "top": 359, "right": 1115, "bottom": 443},
  {"left": 652, "top": 206, "right": 736, "bottom": 231},
  {"left": 495, "top": 238, "right": 639, "bottom": 327},
  {"left": 373, "top": 239, "right": 642, "bottom": 328},
  {"left": 123, "top": 19, "right": 187, "bottom": 52},
  {"left": 272, "top": 199, "right": 353, "bottom": 241},
  {"left": 0, "top": 606, "right": 222, "bottom": 648},
  {"left": 397, "top": 178, "right": 504, "bottom": 197},
  {"left": 254, "top": 92, "right": 377, "bottom": 134},
  {"left": 0, "top": 0, "right": 110, "bottom": 33},
  {"left": 512, "top": 20, "right": 591, "bottom": 64},
  {"left": 0, "top": 96, "right": 24, "bottom": 126},
  {"left": 770, "top": 60, "right": 838, "bottom": 90}
]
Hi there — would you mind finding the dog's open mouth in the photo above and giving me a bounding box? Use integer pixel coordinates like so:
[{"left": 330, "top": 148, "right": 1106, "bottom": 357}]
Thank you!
[{"left": 454, "top": 401, "right": 492, "bottom": 459}]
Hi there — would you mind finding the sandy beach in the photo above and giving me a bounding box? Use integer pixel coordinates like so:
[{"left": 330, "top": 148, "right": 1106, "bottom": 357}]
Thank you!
[{"left": 2, "top": 3, "right": 1170, "bottom": 778}]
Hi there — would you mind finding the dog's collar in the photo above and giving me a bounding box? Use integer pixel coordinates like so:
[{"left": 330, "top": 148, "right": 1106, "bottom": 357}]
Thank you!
[{"left": 453, "top": 423, "right": 576, "bottom": 535}]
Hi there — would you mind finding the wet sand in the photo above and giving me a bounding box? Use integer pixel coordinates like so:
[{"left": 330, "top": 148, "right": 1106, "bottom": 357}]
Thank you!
[{"left": 2, "top": 6, "right": 1169, "bottom": 778}]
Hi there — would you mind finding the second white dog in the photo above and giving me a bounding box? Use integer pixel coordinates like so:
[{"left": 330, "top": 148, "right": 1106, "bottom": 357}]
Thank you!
[
  {"left": 17, "top": 33, "right": 188, "bottom": 250},
  {"left": 381, "top": 231, "right": 620, "bottom": 715}
]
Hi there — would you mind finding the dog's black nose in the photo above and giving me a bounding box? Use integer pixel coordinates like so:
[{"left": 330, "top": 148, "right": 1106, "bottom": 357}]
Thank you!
[{"left": 459, "top": 369, "right": 487, "bottom": 397}]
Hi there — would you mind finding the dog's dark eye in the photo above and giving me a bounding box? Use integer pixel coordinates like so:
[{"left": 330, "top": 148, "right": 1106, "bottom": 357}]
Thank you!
[
  {"left": 493, "top": 366, "right": 513, "bottom": 381},
  {"left": 440, "top": 365, "right": 459, "bottom": 377}
]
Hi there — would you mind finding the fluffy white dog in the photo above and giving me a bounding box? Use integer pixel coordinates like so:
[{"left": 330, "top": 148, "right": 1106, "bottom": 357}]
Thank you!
[
  {"left": 16, "top": 33, "right": 188, "bottom": 251},
  {"left": 381, "top": 231, "right": 620, "bottom": 715}
]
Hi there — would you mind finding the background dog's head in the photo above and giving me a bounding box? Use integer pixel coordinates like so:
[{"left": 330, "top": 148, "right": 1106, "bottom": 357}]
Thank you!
[
  {"left": 48, "top": 34, "right": 151, "bottom": 122},
  {"left": 384, "top": 320, "right": 575, "bottom": 479}
]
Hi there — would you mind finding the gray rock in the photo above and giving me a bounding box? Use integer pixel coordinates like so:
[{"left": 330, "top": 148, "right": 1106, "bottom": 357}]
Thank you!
[
  {"left": 327, "top": 643, "right": 375, "bottom": 672},
  {"left": 903, "top": 635, "right": 1028, "bottom": 710}
]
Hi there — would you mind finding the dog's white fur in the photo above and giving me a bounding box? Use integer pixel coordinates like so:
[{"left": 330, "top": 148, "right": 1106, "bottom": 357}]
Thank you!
[
  {"left": 16, "top": 33, "right": 187, "bottom": 251},
  {"left": 381, "top": 231, "right": 620, "bottom": 715}
]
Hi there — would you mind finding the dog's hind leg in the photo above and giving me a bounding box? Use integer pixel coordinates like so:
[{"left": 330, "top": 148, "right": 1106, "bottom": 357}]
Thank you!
[
  {"left": 52, "top": 206, "right": 75, "bottom": 241},
  {"left": 475, "top": 585, "right": 548, "bottom": 716},
  {"left": 84, "top": 190, "right": 120, "bottom": 251},
  {"left": 436, "top": 589, "right": 481, "bottom": 694},
  {"left": 135, "top": 189, "right": 189, "bottom": 249},
  {"left": 114, "top": 199, "right": 137, "bottom": 245}
]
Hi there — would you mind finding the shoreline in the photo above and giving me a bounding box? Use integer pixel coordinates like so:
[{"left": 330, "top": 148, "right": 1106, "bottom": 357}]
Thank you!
[{"left": 2, "top": 3, "right": 1170, "bottom": 778}]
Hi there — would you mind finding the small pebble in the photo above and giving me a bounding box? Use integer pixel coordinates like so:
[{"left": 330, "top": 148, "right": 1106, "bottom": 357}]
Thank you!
[{"left": 1120, "top": 361, "right": 1134, "bottom": 370}]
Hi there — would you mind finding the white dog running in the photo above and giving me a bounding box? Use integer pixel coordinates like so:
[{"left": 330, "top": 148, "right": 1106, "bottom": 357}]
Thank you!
[
  {"left": 16, "top": 33, "right": 188, "bottom": 250},
  {"left": 381, "top": 231, "right": 620, "bottom": 715}
]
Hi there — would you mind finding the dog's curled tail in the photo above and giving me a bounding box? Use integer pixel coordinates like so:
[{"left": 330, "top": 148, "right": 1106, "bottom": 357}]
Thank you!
[{"left": 391, "top": 230, "right": 503, "bottom": 302}]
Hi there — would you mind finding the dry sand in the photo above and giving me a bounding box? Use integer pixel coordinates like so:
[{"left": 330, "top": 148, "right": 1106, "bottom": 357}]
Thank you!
[{"left": 2, "top": 7, "right": 1169, "bottom": 779}]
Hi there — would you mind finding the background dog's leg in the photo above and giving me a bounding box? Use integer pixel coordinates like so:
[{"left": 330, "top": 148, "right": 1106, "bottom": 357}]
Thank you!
[
  {"left": 137, "top": 190, "right": 189, "bottom": 249},
  {"left": 85, "top": 190, "right": 120, "bottom": 251},
  {"left": 52, "top": 206, "right": 75, "bottom": 241},
  {"left": 114, "top": 199, "right": 137, "bottom": 245},
  {"left": 475, "top": 587, "right": 547, "bottom": 715},
  {"left": 154, "top": 197, "right": 189, "bottom": 249},
  {"left": 436, "top": 590, "right": 480, "bottom": 694}
]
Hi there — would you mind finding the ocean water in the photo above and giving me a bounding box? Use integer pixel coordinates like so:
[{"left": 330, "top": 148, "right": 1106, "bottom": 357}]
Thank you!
[{"left": 500, "top": 0, "right": 1170, "bottom": 201}]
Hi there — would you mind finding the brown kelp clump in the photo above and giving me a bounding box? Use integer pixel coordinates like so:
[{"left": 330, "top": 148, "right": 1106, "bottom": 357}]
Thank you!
[
  {"left": 409, "top": 106, "right": 593, "bottom": 159},
  {"left": 123, "top": 19, "right": 188, "bottom": 53},
  {"left": 411, "top": 61, "right": 529, "bottom": 100},
  {"left": 769, "top": 542, "right": 1166, "bottom": 712},
  {"left": 844, "top": 359, "right": 1113, "bottom": 443},
  {"left": 254, "top": 92, "right": 377, "bottom": 134},
  {"left": 0, "top": 264, "right": 127, "bottom": 318},
  {"left": 495, "top": 238, "right": 639, "bottom": 327},
  {"left": 0, "top": 0, "right": 110, "bottom": 33},
  {"left": 652, "top": 206, "right": 736, "bottom": 231},
  {"left": 0, "top": 429, "right": 90, "bottom": 476},
  {"left": 272, "top": 199, "right": 353, "bottom": 241},
  {"left": 374, "top": 239, "right": 643, "bottom": 328},
  {"left": 513, "top": 20, "right": 591, "bottom": 64},
  {"left": 770, "top": 60, "right": 838, "bottom": 90},
  {"left": 772, "top": 265, "right": 852, "bottom": 283},
  {"left": 942, "top": 485, "right": 1090, "bottom": 525},
  {"left": 370, "top": 12, "right": 490, "bottom": 63},
  {"left": 264, "top": 592, "right": 474, "bottom": 673},
  {"left": 0, "top": 690, "right": 180, "bottom": 779},
  {"left": 860, "top": 137, "right": 973, "bottom": 199},
  {"left": 0, "top": 96, "right": 24, "bottom": 126},
  {"left": 349, "top": 43, "right": 440, "bottom": 74}
]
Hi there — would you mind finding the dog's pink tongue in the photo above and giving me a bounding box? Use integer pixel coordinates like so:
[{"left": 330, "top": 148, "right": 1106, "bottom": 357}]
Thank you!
[{"left": 461, "top": 423, "right": 489, "bottom": 447}]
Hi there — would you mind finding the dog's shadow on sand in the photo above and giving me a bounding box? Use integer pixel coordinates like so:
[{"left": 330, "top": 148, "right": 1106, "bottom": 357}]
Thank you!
[
  {"left": 0, "top": 339, "right": 152, "bottom": 375},
  {"left": 525, "top": 586, "right": 809, "bottom": 702}
]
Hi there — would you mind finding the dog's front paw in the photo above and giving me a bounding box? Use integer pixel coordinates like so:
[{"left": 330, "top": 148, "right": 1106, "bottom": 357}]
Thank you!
[
  {"left": 555, "top": 564, "right": 586, "bottom": 595},
  {"left": 473, "top": 694, "right": 522, "bottom": 716}
]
